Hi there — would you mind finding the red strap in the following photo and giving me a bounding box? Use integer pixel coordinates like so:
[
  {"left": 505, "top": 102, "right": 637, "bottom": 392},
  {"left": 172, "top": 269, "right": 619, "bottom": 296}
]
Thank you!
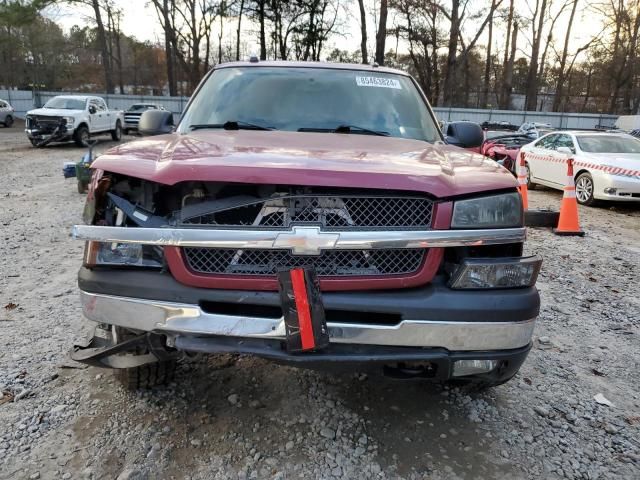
[{"left": 290, "top": 269, "right": 315, "bottom": 350}]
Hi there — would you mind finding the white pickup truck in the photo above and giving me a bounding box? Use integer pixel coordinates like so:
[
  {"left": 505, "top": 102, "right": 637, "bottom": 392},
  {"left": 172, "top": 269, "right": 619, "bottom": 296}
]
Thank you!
[{"left": 25, "top": 95, "right": 124, "bottom": 147}]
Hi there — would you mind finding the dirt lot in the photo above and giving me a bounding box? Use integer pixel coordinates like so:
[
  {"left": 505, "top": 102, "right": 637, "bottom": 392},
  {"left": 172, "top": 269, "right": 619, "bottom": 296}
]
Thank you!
[{"left": 1, "top": 124, "right": 639, "bottom": 480}]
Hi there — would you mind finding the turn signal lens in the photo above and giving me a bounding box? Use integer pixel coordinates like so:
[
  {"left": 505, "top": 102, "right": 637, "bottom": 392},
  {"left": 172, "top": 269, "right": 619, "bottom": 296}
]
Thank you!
[{"left": 449, "top": 256, "right": 542, "bottom": 289}]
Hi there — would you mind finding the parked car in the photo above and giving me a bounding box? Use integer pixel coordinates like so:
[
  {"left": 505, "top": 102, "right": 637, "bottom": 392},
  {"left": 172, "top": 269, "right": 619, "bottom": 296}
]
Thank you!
[
  {"left": 123, "top": 103, "right": 165, "bottom": 135},
  {"left": 0, "top": 98, "right": 15, "bottom": 127},
  {"left": 481, "top": 121, "right": 519, "bottom": 131},
  {"left": 481, "top": 132, "right": 532, "bottom": 174},
  {"left": 521, "top": 131, "right": 640, "bottom": 205},
  {"left": 71, "top": 61, "right": 541, "bottom": 391},
  {"left": 518, "top": 122, "right": 555, "bottom": 139},
  {"left": 25, "top": 95, "right": 124, "bottom": 147}
]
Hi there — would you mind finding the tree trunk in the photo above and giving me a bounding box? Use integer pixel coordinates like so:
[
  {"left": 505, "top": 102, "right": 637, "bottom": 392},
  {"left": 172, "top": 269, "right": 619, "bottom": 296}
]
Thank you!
[
  {"left": 552, "top": 0, "right": 578, "bottom": 112},
  {"left": 218, "top": 1, "right": 225, "bottom": 65},
  {"left": 581, "top": 65, "right": 592, "bottom": 112},
  {"left": 442, "top": 0, "right": 460, "bottom": 106},
  {"left": 524, "top": 0, "right": 547, "bottom": 111},
  {"left": 431, "top": 9, "right": 440, "bottom": 105},
  {"left": 375, "top": 0, "right": 388, "bottom": 65},
  {"left": 500, "top": 21, "right": 518, "bottom": 109},
  {"left": 91, "top": 0, "right": 114, "bottom": 93},
  {"left": 502, "top": 0, "right": 514, "bottom": 69},
  {"left": 481, "top": 0, "right": 495, "bottom": 108},
  {"left": 259, "top": 0, "right": 267, "bottom": 60},
  {"left": 236, "top": 0, "right": 244, "bottom": 61},
  {"left": 357, "top": 0, "right": 368, "bottom": 63}
]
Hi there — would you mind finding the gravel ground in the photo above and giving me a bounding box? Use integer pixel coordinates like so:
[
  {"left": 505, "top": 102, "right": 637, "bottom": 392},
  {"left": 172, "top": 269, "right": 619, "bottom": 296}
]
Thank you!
[{"left": 1, "top": 125, "right": 639, "bottom": 480}]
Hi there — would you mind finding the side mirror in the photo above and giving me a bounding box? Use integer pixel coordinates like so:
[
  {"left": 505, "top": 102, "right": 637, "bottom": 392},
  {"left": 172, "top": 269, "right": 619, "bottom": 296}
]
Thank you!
[
  {"left": 88, "top": 105, "right": 97, "bottom": 114},
  {"left": 557, "top": 146, "right": 573, "bottom": 155},
  {"left": 138, "top": 110, "right": 174, "bottom": 136},
  {"left": 444, "top": 121, "right": 484, "bottom": 149}
]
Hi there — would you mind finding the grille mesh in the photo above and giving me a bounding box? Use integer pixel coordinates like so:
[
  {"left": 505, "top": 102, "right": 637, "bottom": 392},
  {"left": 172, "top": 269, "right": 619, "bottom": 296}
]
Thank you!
[
  {"left": 184, "top": 248, "right": 425, "bottom": 277},
  {"left": 184, "top": 195, "right": 433, "bottom": 230}
]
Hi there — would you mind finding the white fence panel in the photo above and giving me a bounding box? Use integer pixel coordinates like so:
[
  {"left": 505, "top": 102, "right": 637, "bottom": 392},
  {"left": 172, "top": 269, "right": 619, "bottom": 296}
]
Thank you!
[
  {"left": 5, "top": 89, "right": 620, "bottom": 130},
  {"left": 432, "top": 107, "right": 618, "bottom": 130},
  {"left": 0, "top": 89, "right": 35, "bottom": 118}
]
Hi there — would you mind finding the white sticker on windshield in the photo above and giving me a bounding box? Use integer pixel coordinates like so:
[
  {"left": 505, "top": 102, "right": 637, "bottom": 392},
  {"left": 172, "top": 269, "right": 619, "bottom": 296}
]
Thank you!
[{"left": 356, "top": 76, "right": 402, "bottom": 89}]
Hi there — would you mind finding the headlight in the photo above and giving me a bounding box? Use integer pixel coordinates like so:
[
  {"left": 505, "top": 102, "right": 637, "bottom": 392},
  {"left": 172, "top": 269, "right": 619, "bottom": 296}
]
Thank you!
[
  {"left": 63, "top": 116, "right": 75, "bottom": 127},
  {"left": 448, "top": 256, "right": 542, "bottom": 289},
  {"left": 83, "top": 241, "right": 164, "bottom": 268},
  {"left": 452, "top": 192, "right": 523, "bottom": 229}
]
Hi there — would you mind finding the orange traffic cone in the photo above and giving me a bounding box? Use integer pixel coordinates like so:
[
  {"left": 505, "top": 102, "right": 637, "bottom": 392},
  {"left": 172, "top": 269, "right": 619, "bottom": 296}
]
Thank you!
[
  {"left": 517, "top": 152, "right": 529, "bottom": 210},
  {"left": 553, "top": 158, "right": 585, "bottom": 236}
]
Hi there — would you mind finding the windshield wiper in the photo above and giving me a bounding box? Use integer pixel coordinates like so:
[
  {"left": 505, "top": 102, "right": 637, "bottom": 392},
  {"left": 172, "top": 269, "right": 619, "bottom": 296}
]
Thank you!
[
  {"left": 298, "top": 125, "right": 389, "bottom": 136},
  {"left": 189, "top": 120, "right": 274, "bottom": 131}
]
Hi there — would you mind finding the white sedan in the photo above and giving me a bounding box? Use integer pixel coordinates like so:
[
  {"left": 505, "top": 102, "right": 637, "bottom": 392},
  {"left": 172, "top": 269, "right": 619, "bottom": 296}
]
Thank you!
[{"left": 520, "top": 131, "right": 640, "bottom": 205}]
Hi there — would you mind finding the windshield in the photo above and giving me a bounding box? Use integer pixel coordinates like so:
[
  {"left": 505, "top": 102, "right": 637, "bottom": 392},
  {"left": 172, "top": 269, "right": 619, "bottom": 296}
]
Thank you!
[
  {"left": 43, "top": 97, "right": 86, "bottom": 110},
  {"left": 129, "top": 104, "right": 154, "bottom": 111},
  {"left": 179, "top": 66, "right": 441, "bottom": 142},
  {"left": 577, "top": 135, "right": 640, "bottom": 154}
]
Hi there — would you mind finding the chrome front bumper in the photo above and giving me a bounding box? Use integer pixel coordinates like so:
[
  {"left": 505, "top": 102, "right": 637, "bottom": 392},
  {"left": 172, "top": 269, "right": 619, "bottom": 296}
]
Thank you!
[{"left": 80, "top": 290, "right": 535, "bottom": 351}]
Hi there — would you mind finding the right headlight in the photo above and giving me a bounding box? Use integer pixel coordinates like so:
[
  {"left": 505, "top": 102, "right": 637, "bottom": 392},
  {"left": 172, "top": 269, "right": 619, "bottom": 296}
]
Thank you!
[
  {"left": 448, "top": 256, "right": 542, "bottom": 289},
  {"left": 451, "top": 192, "right": 523, "bottom": 229},
  {"left": 83, "top": 241, "right": 164, "bottom": 268}
]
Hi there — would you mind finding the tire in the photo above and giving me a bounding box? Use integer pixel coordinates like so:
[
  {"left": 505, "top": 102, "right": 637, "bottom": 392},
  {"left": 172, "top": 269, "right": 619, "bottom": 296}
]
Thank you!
[
  {"left": 111, "top": 120, "right": 122, "bottom": 141},
  {"left": 4, "top": 115, "right": 13, "bottom": 128},
  {"left": 116, "top": 360, "right": 177, "bottom": 391},
  {"left": 29, "top": 138, "right": 39, "bottom": 147},
  {"left": 575, "top": 172, "right": 596, "bottom": 206},
  {"left": 112, "top": 327, "right": 177, "bottom": 390},
  {"left": 525, "top": 162, "right": 537, "bottom": 190},
  {"left": 74, "top": 125, "right": 90, "bottom": 147}
]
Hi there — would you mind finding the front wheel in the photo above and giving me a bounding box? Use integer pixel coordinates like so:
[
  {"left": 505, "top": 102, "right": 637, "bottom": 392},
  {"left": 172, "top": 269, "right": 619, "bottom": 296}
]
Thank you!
[
  {"left": 74, "top": 126, "right": 90, "bottom": 147},
  {"left": 4, "top": 115, "right": 13, "bottom": 128},
  {"left": 525, "top": 162, "right": 537, "bottom": 190},
  {"left": 575, "top": 172, "right": 596, "bottom": 206},
  {"left": 111, "top": 121, "right": 122, "bottom": 141},
  {"left": 112, "top": 327, "right": 177, "bottom": 390}
]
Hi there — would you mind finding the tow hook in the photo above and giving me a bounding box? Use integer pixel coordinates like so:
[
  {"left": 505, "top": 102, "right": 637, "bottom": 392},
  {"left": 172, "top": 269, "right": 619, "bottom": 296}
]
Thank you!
[
  {"left": 382, "top": 362, "right": 438, "bottom": 379},
  {"left": 71, "top": 330, "right": 174, "bottom": 369}
]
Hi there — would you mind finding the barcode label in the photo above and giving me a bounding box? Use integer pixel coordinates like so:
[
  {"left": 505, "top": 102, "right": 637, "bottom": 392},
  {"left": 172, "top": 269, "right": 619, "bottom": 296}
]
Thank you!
[{"left": 355, "top": 76, "right": 402, "bottom": 89}]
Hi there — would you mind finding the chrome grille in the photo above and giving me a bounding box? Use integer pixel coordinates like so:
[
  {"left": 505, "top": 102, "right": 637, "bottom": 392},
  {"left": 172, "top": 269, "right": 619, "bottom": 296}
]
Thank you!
[
  {"left": 183, "top": 248, "right": 426, "bottom": 277},
  {"left": 182, "top": 195, "right": 434, "bottom": 230}
]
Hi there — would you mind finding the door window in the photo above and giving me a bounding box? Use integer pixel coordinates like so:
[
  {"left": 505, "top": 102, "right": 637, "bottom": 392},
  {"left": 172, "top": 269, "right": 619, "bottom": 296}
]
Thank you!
[
  {"left": 535, "top": 134, "right": 559, "bottom": 150},
  {"left": 555, "top": 134, "right": 576, "bottom": 154}
]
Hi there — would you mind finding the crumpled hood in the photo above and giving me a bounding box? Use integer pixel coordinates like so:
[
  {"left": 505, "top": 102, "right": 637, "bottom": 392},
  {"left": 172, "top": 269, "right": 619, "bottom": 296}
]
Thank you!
[
  {"left": 92, "top": 130, "right": 517, "bottom": 198},
  {"left": 26, "top": 108, "right": 83, "bottom": 117}
]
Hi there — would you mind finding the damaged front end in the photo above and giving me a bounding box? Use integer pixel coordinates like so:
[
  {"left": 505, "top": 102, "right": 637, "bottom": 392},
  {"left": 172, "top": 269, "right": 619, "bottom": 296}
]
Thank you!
[
  {"left": 25, "top": 115, "right": 71, "bottom": 147},
  {"left": 72, "top": 326, "right": 176, "bottom": 369}
]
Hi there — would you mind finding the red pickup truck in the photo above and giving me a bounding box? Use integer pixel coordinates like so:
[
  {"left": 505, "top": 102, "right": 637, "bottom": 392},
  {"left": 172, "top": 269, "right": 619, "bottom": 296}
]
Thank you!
[{"left": 72, "top": 61, "right": 541, "bottom": 391}]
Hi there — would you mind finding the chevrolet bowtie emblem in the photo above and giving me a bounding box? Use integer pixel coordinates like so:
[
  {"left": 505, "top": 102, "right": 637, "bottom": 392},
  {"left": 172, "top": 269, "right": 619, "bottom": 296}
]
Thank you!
[{"left": 273, "top": 226, "right": 340, "bottom": 255}]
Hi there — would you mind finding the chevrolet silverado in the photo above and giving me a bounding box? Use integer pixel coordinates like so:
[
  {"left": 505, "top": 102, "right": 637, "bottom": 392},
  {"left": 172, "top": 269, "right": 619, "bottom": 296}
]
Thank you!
[{"left": 71, "top": 61, "right": 541, "bottom": 391}]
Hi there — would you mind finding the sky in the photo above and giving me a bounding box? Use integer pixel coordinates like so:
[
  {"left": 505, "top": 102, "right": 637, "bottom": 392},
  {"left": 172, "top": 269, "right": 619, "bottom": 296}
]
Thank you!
[{"left": 43, "top": 0, "right": 605, "bottom": 64}]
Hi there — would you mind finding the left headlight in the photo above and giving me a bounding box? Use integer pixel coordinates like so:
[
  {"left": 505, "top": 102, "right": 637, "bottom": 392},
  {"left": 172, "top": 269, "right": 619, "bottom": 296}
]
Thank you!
[
  {"left": 63, "top": 116, "right": 75, "bottom": 127},
  {"left": 451, "top": 192, "right": 523, "bottom": 229},
  {"left": 83, "top": 241, "right": 164, "bottom": 268}
]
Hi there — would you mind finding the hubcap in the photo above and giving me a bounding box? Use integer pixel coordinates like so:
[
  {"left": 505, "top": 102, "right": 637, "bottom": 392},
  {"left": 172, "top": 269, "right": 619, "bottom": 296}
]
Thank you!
[{"left": 576, "top": 176, "right": 593, "bottom": 203}]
